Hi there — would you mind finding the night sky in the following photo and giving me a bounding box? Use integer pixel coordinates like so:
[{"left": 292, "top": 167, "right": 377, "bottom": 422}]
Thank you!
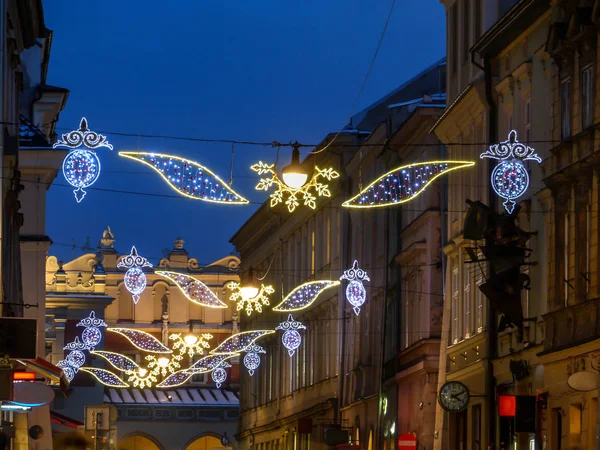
[{"left": 44, "top": 0, "right": 445, "bottom": 266}]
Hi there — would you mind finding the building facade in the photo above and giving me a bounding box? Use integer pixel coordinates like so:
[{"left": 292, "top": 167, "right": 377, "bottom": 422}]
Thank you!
[{"left": 45, "top": 231, "right": 242, "bottom": 450}]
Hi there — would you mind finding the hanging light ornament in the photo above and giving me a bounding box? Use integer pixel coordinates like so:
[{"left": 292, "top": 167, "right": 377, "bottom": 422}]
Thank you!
[
  {"left": 53, "top": 118, "right": 113, "bottom": 202},
  {"left": 119, "top": 152, "right": 249, "bottom": 204},
  {"left": 211, "top": 361, "right": 232, "bottom": 388},
  {"left": 210, "top": 330, "right": 275, "bottom": 355},
  {"left": 276, "top": 314, "right": 306, "bottom": 357},
  {"left": 243, "top": 344, "right": 266, "bottom": 376},
  {"left": 251, "top": 143, "right": 339, "bottom": 212},
  {"left": 117, "top": 247, "right": 153, "bottom": 305},
  {"left": 77, "top": 311, "right": 107, "bottom": 350},
  {"left": 339, "top": 261, "right": 370, "bottom": 315},
  {"left": 157, "top": 271, "right": 228, "bottom": 308},
  {"left": 226, "top": 281, "right": 274, "bottom": 316},
  {"left": 342, "top": 161, "right": 475, "bottom": 208},
  {"left": 480, "top": 130, "right": 541, "bottom": 214},
  {"left": 272, "top": 280, "right": 340, "bottom": 312}
]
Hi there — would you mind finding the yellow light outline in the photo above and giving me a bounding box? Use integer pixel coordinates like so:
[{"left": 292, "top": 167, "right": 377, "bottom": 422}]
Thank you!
[
  {"left": 210, "top": 330, "right": 275, "bottom": 355},
  {"left": 108, "top": 328, "right": 172, "bottom": 354},
  {"left": 80, "top": 367, "right": 129, "bottom": 388},
  {"left": 251, "top": 161, "right": 340, "bottom": 212},
  {"left": 226, "top": 282, "right": 275, "bottom": 316},
  {"left": 155, "top": 369, "right": 194, "bottom": 388},
  {"left": 272, "top": 280, "right": 341, "bottom": 312},
  {"left": 183, "top": 353, "right": 239, "bottom": 375},
  {"left": 119, "top": 151, "right": 249, "bottom": 205},
  {"left": 342, "top": 160, "right": 475, "bottom": 209},
  {"left": 157, "top": 271, "right": 228, "bottom": 309},
  {"left": 91, "top": 350, "right": 140, "bottom": 372}
]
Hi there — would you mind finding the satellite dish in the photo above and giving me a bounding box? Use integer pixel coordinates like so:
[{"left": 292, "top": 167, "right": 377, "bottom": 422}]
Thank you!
[{"left": 568, "top": 371, "right": 598, "bottom": 392}]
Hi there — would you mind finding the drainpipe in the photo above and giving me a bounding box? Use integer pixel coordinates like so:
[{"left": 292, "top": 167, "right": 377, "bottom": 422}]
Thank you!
[{"left": 472, "top": 50, "right": 497, "bottom": 450}]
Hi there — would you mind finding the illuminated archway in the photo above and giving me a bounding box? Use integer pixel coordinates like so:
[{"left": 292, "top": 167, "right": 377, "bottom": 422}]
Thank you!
[
  {"left": 186, "top": 435, "right": 224, "bottom": 450},
  {"left": 119, "top": 432, "right": 163, "bottom": 450}
]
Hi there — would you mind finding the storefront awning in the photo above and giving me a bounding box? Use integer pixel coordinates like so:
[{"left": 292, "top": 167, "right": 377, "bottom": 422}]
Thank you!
[
  {"left": 16, "top": 357, "right": 69, "bottom": 394},
  {"left": 50, "top": 410, "right": 83, "bottom": 428}
]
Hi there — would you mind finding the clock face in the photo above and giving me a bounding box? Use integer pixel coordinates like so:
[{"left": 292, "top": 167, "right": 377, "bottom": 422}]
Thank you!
[{"left": 438, "top": 381, "right": 470, "bottom": 412}]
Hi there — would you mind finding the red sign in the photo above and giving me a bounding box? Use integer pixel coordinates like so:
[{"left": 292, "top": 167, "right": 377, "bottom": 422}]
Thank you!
[
  {"left": 499, "top": 395, "right": 516, "bottom": 417},
  {"left": 398, "top": 433, "right": 417, "bottom": 450}
]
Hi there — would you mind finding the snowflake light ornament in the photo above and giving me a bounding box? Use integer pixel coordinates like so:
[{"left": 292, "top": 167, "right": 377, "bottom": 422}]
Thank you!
[
  {"left": 251, "top": 161, "right": 339, "bottom": 213},
  {"left": 243, "top": 344, "right": 266, "bottom": 376},
  {"left": 480, "top": 130, "right": 541, "bottom": 214},
  {"left": 339, "top": 261, "right": 370, "bottom": 315},
  {"left": 211, "top": 361, "right": 232, "bottom": 388},
  {"left": 117, "top": 247, "right": 153, "bottom": 304},
  {"left": 226, "top": 282, "right": 274, "bottom": 316},
  {"left": 54, "top": 118, "right": 113, "bottom": 202},
  {"left": 276, "top": 314, "right": 306, "bottom": 357}
]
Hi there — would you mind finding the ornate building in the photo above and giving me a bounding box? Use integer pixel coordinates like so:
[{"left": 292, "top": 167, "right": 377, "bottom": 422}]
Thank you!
[{"left": 45, "top": 230, "right": 241, "bottom": 450}]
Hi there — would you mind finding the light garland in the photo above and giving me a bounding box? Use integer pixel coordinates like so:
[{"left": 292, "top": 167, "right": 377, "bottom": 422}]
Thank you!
[
  {"left": 119, "top": 152, "right": 249, "bottom": 204},
  {"left": 117, "top": 246, "right": 153, "bottom": 305},
  {"left": 243, "top": 344, "right": 265, "bottom": 376},
  {"left": 276, "top": 315, "right": 306, "bottom": 357},
  {"left": 156, "top": 271, "right": 228, "bottom": 308},
  {"left": 79, "top": 367, "right": 129, "bottom": 388},
  {"left": 226, "top": 282, "right": 274, "bottom": 316},
  {"left": 342, "top": 161, "right": 475, "bottom": 208},
  {"left": 272, "top": 280, "right": 340, "bottom": 312},
  {"left": 211, "top": 361, "right": 232, "bottom": 388},
  {"left": 210, "top": 330, "right": 275, "bottom": 355},
  {"left": 108, "top": 328, "right": 172, "bottom": 353},
  {"left": 251, "top": 161, "right": 339, "bottom": 212},
  {"left": 480, "top": 130, "right": 541, "bottom": 214},
  {"left": 339, "top": 261, "right": 370, "bottom": 315},
  {"left": 54, "top": 118, "right": 113, "bottom": 202},
  {"left": 91, "top": 351, "right": 140, "bottom": 372},
  {"left": 157, "top": 354, "right": 237, "bottom": 388}
]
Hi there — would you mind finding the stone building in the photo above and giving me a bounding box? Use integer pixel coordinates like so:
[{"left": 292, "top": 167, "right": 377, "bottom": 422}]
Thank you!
[{"left": 45, "top": 231, "right": 241, "bottom": 450}]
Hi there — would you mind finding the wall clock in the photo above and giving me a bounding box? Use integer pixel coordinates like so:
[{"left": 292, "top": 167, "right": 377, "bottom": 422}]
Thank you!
[{"left": 438, "top": 381, "right": 470, "bottom": 412}]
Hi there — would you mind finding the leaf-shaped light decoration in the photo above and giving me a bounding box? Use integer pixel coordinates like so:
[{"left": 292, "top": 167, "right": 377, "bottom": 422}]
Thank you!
[
  {"left": 210, "top": 330, "right": 275, "bottom": 355},
  {"left": 80, "top": 367, "right": 129, "bottom": 388},
  {"left": 183, "top": 354, "right": 238, "bottom": 375},
  {"left": 342, "top": 161, "right": 475, "bottom": 208},
  {"left": 272, "top": 280, "right": 340, "bottom": 312},
  {"left": 92, "top": 351, "right": 141, "bottom": 372},
  {"left": 156, "top": 271, "right": 227, "bottom": 308},
  {"left": 108, "top": 328, "right": 172, "bottom": 353},
  {"left": 119, "top": 152, "right": 249, "bottom": 204},
  {"left": 156, "top": 369, "right": 193, "bottom": 388}
]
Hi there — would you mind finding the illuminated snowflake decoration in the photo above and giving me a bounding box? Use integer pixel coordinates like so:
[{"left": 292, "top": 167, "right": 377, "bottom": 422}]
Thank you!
[
  {"left": 251, "top": 162, "right": 339, "bottom": 212},
  {"left": 117, "top": 247, "right": 153, "bottom": 304},
  {"left": 480, "top": 130, "right": 541, "bottom": 214},
  {"left": 76, "top": 311, "right": 107, "bottom": 350},
  {"left": 339, "top": 260, "right": 370, "bottom": 315},
  {"left": 276, "top": 314, "right": 306, "bottom": 357},
  {"left": 170, "top": 332, "right": 213, "bottom": 358},
  {"left": 211, "top": 362, "right": 232, "bottom": 388},
  {"left": 243, "top": 344, "right": 266, "bottom": 376},
  {"left": 226, "top": 282, "right": 275, "bottom": 316},
  {"left": 54, "top": 118, "right": 113, "bottom": 202}
]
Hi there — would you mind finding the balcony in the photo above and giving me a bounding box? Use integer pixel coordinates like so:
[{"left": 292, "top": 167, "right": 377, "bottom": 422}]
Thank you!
[{"left": 542, "top": 298, "right": 600, "bottom": 354}]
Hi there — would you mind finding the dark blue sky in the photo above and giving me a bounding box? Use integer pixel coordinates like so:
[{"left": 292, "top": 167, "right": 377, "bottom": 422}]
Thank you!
[{"left": 44, "top": 0, "right": 445, "bottom": 266}]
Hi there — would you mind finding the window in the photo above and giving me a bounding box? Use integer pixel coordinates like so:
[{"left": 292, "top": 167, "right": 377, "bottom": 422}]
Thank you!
[
  {"left": 552, "top": 409, "right": 562, "bottom": 450},
  {"left": 464, "top": 266, "right": 471, "bottom": 338},
  {"left": 474, "top": 0, "right": 481, "bottom": 40},
  {"left": 582, "top": 65, "right": 593, "bottom": 129},
  {"left": 452, "top": 268, "right": 460, "bottom": 344},
  {"left": 524, "top": 98, "right": 531, "bottom": 143},
  {"left": 564, "top": 213, "right": 570, "bottom": 306},
  {"left": 561, "top": 78, "right": 572, "bottom": 139},
  {"left": 472, "top": 404, "right": 482, "bottom": 450},
  {"left": 451, "top": 5, "right": 458, "bottom": 74},
  {"left": 475, "top": 253, "right": 484, "bottom": 333},
  {"left": 404, "top": 280, "right": 410, "bottom": 348},
  {"left": 326, "top": 214, "right": 331, "bottom": 264},
  {"left": 462, "top": 0, "right": 469, "bottom": 62},
  {"left": 569, "top": 404, "right": 582, "bottom": 446},
  {"left": 507, "top": 113, "right": 513, "bottom": 134},
  {"left": 310, "top": 229, "right": 316, "bottom": 276}
]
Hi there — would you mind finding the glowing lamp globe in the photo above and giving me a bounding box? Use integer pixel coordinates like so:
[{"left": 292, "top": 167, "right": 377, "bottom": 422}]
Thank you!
[
  {"left": 212, "top": 367, "right": 228, "bottom": 388},
  {"left": 124, "top": 267, "right": 147, "bottom": 304},
  {"left": 243, "top": 352, "right": 261, "bottom": 376},
  {"left": 240, "top": 285, "right": 260, "bottom": 300},
  {"left": 81, "top": 326, "right": 102, "bottom": 349},
  {"left": 282, "top": 330, "right": 302, "bottom": 356},
  {"left": 157, "top": 357, "right": 170, "bottom": 368},
  {"left": 281, "top": 147, "right": 309, "bottom": 189},
  {"left": 346, "top": 280, "right": 367, "bottom": 312},
  {"left": 62, "top": 149, "right": 101, "bottom": 203},
  {"left": 66, "top": 350, "right": 86, "bottom": 368},
  {"left": 138, "top": 368, "right": 148, "bottom": 377},
  {"left": 184, "top": 333, "right": 199, "bottom": 347}
]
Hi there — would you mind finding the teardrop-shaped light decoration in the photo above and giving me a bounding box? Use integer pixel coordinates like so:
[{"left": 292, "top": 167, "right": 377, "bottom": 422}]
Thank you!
[
  {"left": 156, "top": 271, "right": 228, "bottom": 308},
  {"left": 108, "top": 328, "right": 172, "bottom": 353},
  {"left": 92, "top": 351, "right": 141, "bottom": 372},
  {"left": 272, "top": 280, "right": 340, "bottom": 312},
  {"left": 80, "top": 367, "right": 129, "bottom": 388},
  {"left": 210, "top": 330, "right": 275, "bottom": 355},
  {"left": 342, "top": 161, "right": 475, "bottom": 208},
  {"left": 339, "top": 260, "right": 370, "bottom": 316},
  {"left": 119, "top": 152, "right": 249, "bottom": 204}
]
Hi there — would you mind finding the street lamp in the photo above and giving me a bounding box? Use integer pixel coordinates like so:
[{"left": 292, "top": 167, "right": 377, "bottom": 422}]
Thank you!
[
  {"left": 240, "top": 268, "right": 259, "bottom": 300},
  {"left": 184, "top": 322, "right": 198, "bottom": 347},
  {"left": 281, "top": 144, "right": 309, "bottom": 189},
  {"left": 157, "top": 356, "right": 170, "bottom": 368}
]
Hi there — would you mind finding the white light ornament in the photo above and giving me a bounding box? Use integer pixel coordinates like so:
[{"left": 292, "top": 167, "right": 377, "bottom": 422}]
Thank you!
[
  {"left": 211, "top": 361, "right": 232, "bottom": 388},
  {"left": 77, "top": 311, "right": 108, "bottom": 350},
  {"left": 117, "top": 247, "right": 153, "bottom": 305},
  {"left": 243, "top": 344, "right": 266, "bottom": 376},
  {"left": 276, "top": 314, "right": 306, "bottom": 357},
  {"left": 339, "top": 261, "right": 370, "bottom": 316},
  {"left": 226, "top": 282, "right": 275, "bottom": 316},
  {"left": 480, "top": 130, "right": 541, "bottom": 214},
  {"left": 54, "top": 118, "right": 113, "bottom": 202}
]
